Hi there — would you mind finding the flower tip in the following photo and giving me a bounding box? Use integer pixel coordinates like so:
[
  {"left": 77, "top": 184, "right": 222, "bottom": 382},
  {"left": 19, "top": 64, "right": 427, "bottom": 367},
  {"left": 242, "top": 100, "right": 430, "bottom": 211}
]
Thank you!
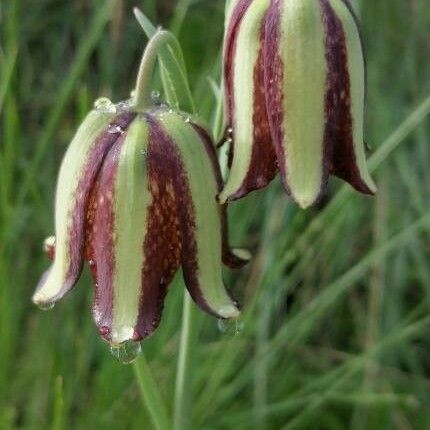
[
  {"left": 32, "top": 290, "right": 55, "bottom": 310},
  {"left": 367, "top": 179, "right": 378, "bottom": 195},
  {"left": 218, "top": 304, "right": 240, "bottom": 320},
  {"left": 217, "top": 191, "right": 229, "bottom": 205},
  {"left": 231, "top": 248, "right": 252, "bottom": 263},
  {"left": 133, "top": 7, "right": 143, "bottom": 20},
  {"left": 294, "top": 195, "right": 316, "bottom": 210}
]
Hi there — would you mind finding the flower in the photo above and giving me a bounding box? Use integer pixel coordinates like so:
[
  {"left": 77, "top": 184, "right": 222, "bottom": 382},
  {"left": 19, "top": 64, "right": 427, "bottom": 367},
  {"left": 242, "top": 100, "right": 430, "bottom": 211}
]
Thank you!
[
  {"left": 33, "top": 100, "right": 249, "bottom": 346},
  {"left": 221, "top": 0, "right": 376, "bottom": 208}
]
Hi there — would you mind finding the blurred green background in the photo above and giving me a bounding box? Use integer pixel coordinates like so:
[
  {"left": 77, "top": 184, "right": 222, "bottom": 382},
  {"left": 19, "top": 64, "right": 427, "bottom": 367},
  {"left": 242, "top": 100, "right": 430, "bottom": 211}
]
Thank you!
[{"left": 1, "top": 0, "right": 429, "bottom": 429}]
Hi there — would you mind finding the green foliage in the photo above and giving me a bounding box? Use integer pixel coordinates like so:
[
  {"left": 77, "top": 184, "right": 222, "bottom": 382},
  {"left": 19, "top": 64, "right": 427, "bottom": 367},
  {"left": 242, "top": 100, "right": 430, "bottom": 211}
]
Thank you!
[{"left": 0, "top": 0, "right": 429, "bottom": 429}]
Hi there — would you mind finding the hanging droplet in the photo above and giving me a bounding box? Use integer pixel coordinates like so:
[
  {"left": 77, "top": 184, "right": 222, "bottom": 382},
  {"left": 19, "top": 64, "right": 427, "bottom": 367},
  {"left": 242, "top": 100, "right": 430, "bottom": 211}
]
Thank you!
[
  {"left": 37, "top": 302, "right": 55, "bottom": 311},
  {"left": 217, "top": 318, "right": 243, "bottom": 336},
  {"left": 226, "top": 127, "right": 233, "bottom": 136},
  {"left": 110, "top": 341, "right": 142, "bottom": 364},
  {"left": 94, "top": 97, "right": 116, "bottom": 113}
]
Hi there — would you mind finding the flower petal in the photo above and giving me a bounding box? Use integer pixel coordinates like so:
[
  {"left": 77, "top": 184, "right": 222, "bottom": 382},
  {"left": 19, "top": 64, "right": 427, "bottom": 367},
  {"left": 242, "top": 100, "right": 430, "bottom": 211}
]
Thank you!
[
  {"left": 87, "top": 118, "right": 181, "bottom": 344},
  {"left": 191, "top": 122, "right": 251, "bottom": 269},
  {"left": 32, "top": 111, "right": 134, "bottom": 307},
  {"left": 321, "top": 0, "right": 376, "bottom": 194},
  {"left": 265, "top": 0, "right": 328, "bottom": 209},
  {"left": 148, "top": 111, "right": 240, "bottom": 319},
  {"left": 220, "top": 0, "right": 277, "bottom": 203}
]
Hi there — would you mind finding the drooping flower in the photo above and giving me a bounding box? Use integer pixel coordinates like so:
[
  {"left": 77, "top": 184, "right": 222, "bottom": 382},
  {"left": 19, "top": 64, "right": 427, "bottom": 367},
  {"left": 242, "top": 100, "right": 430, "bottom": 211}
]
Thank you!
[
  {"left": 221, "top": 0, "right": 376, "bottom": 208},
  {"left": 33, "top": 99, "right": 249, "bottom": 346}
]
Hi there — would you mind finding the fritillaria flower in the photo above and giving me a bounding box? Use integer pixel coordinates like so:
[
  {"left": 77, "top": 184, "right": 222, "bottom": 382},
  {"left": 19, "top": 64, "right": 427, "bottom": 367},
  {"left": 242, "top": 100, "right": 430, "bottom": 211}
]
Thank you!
[
  {"left": 33, "top": 33, "right": 250, "bottom": 349},
  {"left": 221, "top": 0, "right": 376, "bottom": 208}
]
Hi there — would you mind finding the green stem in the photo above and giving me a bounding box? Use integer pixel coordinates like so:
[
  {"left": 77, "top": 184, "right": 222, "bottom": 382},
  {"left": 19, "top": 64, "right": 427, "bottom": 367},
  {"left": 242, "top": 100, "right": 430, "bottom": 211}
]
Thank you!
[
  {"left": 133, "top": 30, "right": 179, "bottom": 111},
  {"left": 173, "top": 293, "right": 197, "bottom": 430},
  {"left": 133, "top": 355, "right": 171, "bottom": 430}
]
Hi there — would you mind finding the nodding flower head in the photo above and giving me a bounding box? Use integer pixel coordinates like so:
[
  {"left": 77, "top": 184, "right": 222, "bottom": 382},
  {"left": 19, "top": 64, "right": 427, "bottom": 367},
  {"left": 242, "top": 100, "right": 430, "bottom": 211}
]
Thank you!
[
  {"left": 33, "top": 98, "right": 250, "bottom": 347},
  {"left": 221, "top": 0, "right": 376, "bottom": 208}
]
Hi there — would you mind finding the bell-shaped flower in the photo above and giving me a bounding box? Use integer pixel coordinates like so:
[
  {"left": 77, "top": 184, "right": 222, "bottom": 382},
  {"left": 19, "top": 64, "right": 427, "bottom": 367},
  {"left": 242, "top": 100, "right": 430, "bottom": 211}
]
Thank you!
[
  {"left": 33, "top": 102, "right": 249, "bottom": 345},
  {"left": 221, "top": 0, "right": 376, "bottom": 208}
]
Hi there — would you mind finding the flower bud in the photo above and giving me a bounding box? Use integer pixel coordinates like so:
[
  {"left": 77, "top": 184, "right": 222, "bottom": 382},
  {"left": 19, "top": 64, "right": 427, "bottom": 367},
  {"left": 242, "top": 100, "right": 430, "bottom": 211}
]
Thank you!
[
  {"left": 221, "top": 0, "right": 376, "bottom": 208},
  {"left": 33, "top": 101, "right": 247, "bottom": 345}
]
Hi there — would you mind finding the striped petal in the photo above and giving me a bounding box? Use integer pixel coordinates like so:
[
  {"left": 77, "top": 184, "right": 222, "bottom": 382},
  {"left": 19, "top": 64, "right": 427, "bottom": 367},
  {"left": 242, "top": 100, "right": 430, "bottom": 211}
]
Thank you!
[
  {"left": 220, "top": 0, "right": 278, "bottom": 203},
  {"left": 32, "top": 111, "right": 134, "bottom": 307},
  {"left": 265, "top": 0, "right": 375, "bottom": 209},
  {"left": 192, "top": 122, "right": 251, "bottom": 269},
  {"left": 148, "top": 111, "right": 240, "bottom": 320},
  {"left": 265, "top": 0, "right": 328, "bottom": 208},
  {"left": 86, "top": 118, "right": 181, "bottom": 344},
  {"left": 320, "top": 0, "right": 376, "bottom": 194}
]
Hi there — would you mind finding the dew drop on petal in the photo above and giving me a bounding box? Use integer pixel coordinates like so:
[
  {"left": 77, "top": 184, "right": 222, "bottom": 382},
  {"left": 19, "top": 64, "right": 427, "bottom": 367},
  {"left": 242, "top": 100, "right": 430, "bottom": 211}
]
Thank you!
[
  {"left": 217, "top": 318, "right": 243, "bottom": 336},
  {"left": 110, "top": 341, "right": 142, "bottom": 364},
  {"left": 94, "top": 97, "right": 116, "bottom": 113},
  {"left": 107, "top": 124, "right": 124, "bottom": 134},
  {"left": 99, "top": 326, "right": 110, "bottom": 337},
  {"left": 43, "top": 236, "right": 56, "bottom": 260},
  {"left": 37, "top": 302, "right": 55, "bottom": 311},
  {"left": 116, "top": 100, "right": 131, "bottom": 112},
  {"left": 151, "top": 90, "right": 161, "bottom": 103}
]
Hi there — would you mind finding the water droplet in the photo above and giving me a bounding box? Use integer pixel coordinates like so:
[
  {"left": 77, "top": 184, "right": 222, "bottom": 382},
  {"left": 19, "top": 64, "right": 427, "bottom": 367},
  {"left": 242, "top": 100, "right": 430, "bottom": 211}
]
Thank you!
[
  {"left": 110, "top": 341, "right": 142, "bottom": 364},
  {"left": 116, "top": 101, "right": 130, "bottom": 112},
  {"left": 88, "top": 259, "right": 96, "bottom": 267},
  {"left": 130, "top": 90, "right": 137, "bottom": 99},
  {"left": 43, "top": 236, "right": 56, "bottom": 260},
  {"left": 227, "top": 127, "right": 233, "bottom": 136},
  {"left": 151, "top": 90, "right": 161, "bottom": 103},
  {"left": 217, "top": 318, "right": 243, "bottom": 336},
  {"left": 37, "top": 302, "right": 55, "bottom": 311},
  {"left": 184, "top": 116, "right": 191, "bottom": 123},
  {"left": 94, "top": 97, "right": 116, "bottom": 113},
  {"left": 107, "top": 124, "right": 124, "bottom": 134},
  {"left": 99, "top": 326, "right": 110, "bottom": 337}
]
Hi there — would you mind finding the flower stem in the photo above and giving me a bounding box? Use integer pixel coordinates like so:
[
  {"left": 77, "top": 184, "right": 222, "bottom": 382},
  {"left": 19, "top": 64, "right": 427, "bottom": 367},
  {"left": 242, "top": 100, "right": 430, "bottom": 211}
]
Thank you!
[
  {"left": 133, "top": 30, "right": 179, "bottom": 111},
  {"left": 173, "top": 292, "right": 197, "bottom": 430},
  {"left": 133, "top": 355, "right": 171, "bottom": 430}
]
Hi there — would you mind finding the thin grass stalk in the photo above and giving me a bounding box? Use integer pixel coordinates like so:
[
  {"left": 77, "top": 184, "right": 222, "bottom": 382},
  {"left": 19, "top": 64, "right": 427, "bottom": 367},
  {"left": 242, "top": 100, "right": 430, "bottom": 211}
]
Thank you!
[
  {"left": 173, "top": 293, "right": 197, "bottom": 430},
  {"left": 133, "top": 356, "right": 171, "bottom": 430}
]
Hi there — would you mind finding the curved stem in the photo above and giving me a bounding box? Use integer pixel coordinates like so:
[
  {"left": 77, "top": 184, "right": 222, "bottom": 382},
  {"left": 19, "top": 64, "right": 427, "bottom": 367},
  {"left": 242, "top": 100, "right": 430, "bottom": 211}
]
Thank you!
[{"left": 133, "top": 30, "right": 179, "bottom": 111}]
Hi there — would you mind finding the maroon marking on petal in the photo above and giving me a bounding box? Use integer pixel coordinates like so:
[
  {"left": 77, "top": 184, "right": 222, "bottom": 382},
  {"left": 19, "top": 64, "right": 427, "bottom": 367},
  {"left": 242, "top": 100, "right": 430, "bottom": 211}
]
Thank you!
[
  {"left": 224, "top": 0, "right": 253, "bottom": 127},
  {"left": 229, "top": 15, "right": 278, "bottom": 201},
  {"left": 319, "top": 0, "right": 373, "bottom": 194},
  {"left": 146, "top": 114, "right": 231, "bottom": 318},
  {"left": 86, "top": 132, "right": 127, "bottom": 342},
  {"left": 191, "top": 124, "right": 249, "bottom": 269},
  {"left": 132, "top": 120, "right": 182, "bottom": 341},
  {"left": 264, "top": 0, "right": 291, "bottom": 196},
  {"left": 45, "top": 113, "right": 135, "bottom": 305}
]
